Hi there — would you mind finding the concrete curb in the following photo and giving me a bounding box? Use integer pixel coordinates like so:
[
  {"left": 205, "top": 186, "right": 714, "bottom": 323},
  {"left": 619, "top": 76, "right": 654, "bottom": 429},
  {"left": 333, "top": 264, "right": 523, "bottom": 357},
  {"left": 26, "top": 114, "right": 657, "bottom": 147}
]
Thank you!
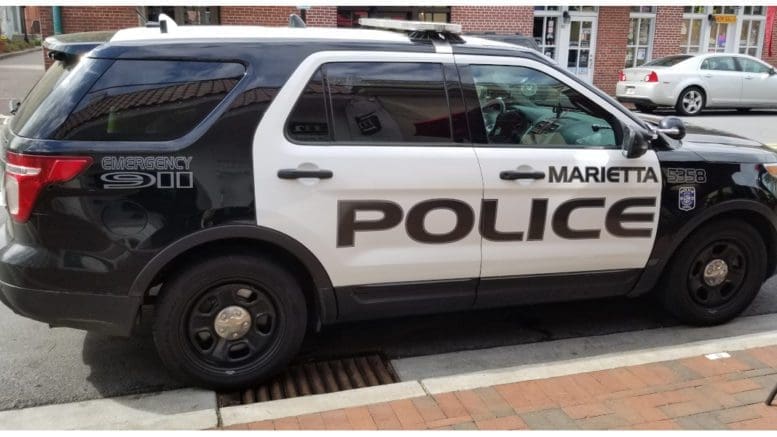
[
  {"left": 0, "top": 388, "right": 218, "bottom": 430},
  {"left": 0, "top": 47, "right": 42, "bottom": 61},
  {"left": 420, "top": 330, "right": 777, "bottom": 394}
]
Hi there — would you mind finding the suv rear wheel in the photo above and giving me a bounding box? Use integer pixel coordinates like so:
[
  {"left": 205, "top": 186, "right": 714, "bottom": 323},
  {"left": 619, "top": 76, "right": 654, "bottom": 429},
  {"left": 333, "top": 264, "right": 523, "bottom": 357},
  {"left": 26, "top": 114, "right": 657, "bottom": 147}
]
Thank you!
[
  {"left": 659, "top": 220, "right": 766, "bottom": 325},
  {"left": 152, "top": 254, "right": 307, "bottom": 389}
]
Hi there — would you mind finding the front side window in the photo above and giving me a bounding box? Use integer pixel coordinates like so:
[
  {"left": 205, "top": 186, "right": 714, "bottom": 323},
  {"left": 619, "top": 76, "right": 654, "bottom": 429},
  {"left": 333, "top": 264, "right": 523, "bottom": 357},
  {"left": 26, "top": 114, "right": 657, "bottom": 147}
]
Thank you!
[
  {"left": 469, "top": 64, "right": 618, "bottom": 148},
  {"left": 739, "top": 58, "right": 772, "bottom": 74},
  {"left": 700, "top": 57, "right": 738, "bottom": 71},
  {"left": 55, "top": 60, "right": 244, "bottom": 141}
]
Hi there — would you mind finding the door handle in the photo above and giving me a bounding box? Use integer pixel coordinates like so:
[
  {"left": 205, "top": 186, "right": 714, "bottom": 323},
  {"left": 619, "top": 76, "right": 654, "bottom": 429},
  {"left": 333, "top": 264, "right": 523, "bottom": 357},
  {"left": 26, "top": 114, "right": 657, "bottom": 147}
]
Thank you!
[
  {"left": 703, "top": 74, "right": 713, "bottom": 78},
  {"left": 277, "top": 169, "right": 333, "bottom": 180},
  {"left": 745, "top": 76, "right": 754, "bottom": 80},
  {"left": 500, "top": 170, "right": 545, "bottom": 181}
]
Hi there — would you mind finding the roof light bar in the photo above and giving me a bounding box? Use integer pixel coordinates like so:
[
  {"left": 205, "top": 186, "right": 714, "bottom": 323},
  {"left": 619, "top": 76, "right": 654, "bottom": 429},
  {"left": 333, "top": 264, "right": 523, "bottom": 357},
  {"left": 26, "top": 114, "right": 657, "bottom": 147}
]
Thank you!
[{"left": 358, "top": 18, "right": 462, "bottom": 35}]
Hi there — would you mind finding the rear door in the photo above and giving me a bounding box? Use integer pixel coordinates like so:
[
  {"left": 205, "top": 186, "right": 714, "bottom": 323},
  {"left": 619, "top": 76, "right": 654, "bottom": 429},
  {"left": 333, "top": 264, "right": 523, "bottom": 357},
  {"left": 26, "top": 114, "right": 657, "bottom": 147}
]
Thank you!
[
  {"left": 737, "top": 57, "right": 777, "bottom": 107},
  {"left": 454, "top": 55, "right": 661, "bottom": 307},
  {"left": 699, "top": 56, "right": 744, "bottom": 106},
  {"left": 254, "top": 51, "right": 483, "bottom": 317}
]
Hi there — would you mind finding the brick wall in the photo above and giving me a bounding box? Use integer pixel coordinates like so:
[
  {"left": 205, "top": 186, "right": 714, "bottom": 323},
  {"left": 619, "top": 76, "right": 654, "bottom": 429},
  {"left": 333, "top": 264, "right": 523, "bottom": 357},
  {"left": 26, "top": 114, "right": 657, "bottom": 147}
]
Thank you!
[
  {"left": 592, "top": 7, "right": 629, "bottom": 95},
  {"left": 59, "top": 6, "right": 139, "bottom": 34},
  {"left": 651, "top": 6, "right": 683, "bottom": 60},
  {"left": 763, "top": 11, "right": 777, "bottom": 66},
  {"left": 305, "top": 7, "right": 337, "bottom": 27},
  {"left": 451, "top": 6, "right": 534, "bottom": 35},
  {"left": 220, "top": 6, "right": 296, "bottom": 26}
]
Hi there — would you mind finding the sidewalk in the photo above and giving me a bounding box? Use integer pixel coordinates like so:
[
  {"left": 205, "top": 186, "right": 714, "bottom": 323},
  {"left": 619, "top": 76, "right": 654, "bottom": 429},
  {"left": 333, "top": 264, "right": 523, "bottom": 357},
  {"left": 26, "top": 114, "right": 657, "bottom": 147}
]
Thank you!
[{"left": 224, "top": 345, "right": 777, "bottom": 430}]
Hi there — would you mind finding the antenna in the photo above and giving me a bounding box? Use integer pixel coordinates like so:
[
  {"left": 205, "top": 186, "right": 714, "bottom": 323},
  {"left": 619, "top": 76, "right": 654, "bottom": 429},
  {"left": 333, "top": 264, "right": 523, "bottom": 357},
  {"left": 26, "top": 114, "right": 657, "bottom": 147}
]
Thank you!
[
  {"left": 157, "top": 13, "right": 178, "bottom": 34},
  {"left": 289, "top": 14, "right": 306, "bottom": 28}
]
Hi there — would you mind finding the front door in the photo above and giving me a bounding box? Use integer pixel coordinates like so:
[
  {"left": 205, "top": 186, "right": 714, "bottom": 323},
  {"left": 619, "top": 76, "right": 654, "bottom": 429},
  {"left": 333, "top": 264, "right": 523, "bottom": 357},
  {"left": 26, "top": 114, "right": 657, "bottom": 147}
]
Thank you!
[
  {"left": 561, "top": 17, "right": 597, "bottom": 83},
  {"left": 738, "top": 57, "right": 777, "bottom": 107},
  {"left": 454, "top": 55, "right": 661, "bottom": 304}
]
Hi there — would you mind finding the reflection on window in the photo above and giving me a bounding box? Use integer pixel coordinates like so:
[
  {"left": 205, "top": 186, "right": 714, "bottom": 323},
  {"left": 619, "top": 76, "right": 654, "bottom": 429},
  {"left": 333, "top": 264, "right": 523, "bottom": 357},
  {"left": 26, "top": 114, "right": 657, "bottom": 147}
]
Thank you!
[
  {"left": 326, "top": 62, "right": 452, "bottom": 143},
  {"left": 470, "top": 65, "right": 617, "bottom": 148},
  {"left": 55, "top": 60, "right": 243, "bottom": 141}
]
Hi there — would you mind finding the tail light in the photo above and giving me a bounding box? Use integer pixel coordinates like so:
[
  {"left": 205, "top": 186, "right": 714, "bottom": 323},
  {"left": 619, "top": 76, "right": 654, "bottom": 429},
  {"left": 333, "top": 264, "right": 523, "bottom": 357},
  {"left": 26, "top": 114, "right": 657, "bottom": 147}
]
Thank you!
[
  {"left": 618, "top": 70, "right": 626, "bottom": 82},
  {"left": 644, "top": 71, "right": 659, "bottom": 83},
  {"left": 4, "top": 152, "right": 92, "bottom": 222}
]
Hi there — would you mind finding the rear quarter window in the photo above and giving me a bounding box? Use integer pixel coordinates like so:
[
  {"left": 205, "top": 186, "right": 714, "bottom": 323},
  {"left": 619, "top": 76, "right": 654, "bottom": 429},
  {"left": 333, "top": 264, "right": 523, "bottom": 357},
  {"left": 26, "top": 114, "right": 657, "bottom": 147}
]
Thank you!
[{"left": 54, "top": 60, "right": 245, "bottom": 141}]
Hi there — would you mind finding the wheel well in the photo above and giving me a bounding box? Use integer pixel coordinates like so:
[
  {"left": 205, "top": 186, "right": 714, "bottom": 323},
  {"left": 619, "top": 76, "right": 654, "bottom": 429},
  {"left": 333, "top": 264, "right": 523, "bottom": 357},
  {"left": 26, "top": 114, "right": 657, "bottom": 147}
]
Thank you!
[{"left": 142, "top": 238, "right": 321, "bottom": 328}]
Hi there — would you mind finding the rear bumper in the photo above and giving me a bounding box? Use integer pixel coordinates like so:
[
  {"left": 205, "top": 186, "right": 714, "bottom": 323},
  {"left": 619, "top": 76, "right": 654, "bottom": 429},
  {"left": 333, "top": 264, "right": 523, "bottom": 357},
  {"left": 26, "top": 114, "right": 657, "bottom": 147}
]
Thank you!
[
  {"left": 616, "top": 96, "right": 659, "bottom": 107},
  {"left": 615, "top": 81, "right": 675, "bottom": 107},
  {"left": 0, "top": 279, "right": 141, "bottom": 336}
]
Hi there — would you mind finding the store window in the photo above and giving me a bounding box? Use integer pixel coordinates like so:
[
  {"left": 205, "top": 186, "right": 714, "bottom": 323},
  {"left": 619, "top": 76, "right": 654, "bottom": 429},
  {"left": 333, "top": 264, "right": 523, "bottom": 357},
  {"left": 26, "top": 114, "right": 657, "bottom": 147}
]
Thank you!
[
  {"left": 681, "top": 6, "right": 766, "bottom": 56},
  {"left": 146, "top": 6, "right": 219, "bottom": 24},
  {"left": 740, "top": 7, "right": 766, "bottom": 56},
  {"left": 626, "top": 7, "right": 656, "bottom": 68},
  {"left": 418, "top": 11, "right": 449, "bottom": 23},
  {"left": 568, "top": 7, "right": 598, "bottom": 13},
  {"left": 533, "top": 14, "right": 559, "bottom": 59}
]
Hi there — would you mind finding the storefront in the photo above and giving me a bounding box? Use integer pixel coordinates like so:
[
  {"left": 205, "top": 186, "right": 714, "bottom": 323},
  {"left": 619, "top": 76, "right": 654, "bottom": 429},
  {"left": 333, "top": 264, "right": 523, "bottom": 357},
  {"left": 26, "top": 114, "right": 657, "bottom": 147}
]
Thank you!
[{"left": 31, "top": 5, "right": 777, "bottom": 95}]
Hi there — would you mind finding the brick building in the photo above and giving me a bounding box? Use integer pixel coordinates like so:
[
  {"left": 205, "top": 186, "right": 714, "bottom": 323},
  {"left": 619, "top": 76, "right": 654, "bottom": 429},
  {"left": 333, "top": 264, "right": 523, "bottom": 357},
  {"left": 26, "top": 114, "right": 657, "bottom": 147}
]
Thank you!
[{"left": 31, "top": 5, "right": 777, "bottom": 95}]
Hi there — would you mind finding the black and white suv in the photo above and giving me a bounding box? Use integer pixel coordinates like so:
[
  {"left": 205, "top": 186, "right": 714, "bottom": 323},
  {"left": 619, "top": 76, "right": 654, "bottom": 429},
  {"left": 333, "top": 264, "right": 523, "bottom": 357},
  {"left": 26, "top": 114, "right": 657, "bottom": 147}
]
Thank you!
[{"left": 2, "top": 17, "right": 777, "bottom": 389}]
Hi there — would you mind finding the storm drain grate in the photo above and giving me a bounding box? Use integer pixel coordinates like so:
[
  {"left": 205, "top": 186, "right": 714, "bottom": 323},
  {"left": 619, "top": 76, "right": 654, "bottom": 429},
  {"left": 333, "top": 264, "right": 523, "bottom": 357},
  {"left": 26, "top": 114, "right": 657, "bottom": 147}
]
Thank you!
[{"left": 219, "top": 354, "right": 399, "bottom": 406}]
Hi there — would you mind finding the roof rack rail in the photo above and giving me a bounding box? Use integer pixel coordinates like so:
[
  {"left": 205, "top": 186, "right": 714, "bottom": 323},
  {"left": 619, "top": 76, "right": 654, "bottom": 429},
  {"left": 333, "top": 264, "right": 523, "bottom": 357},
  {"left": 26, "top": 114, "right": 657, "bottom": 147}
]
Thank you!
[{"left": 358, "top": 18, "right": 465, "bottom": 44}]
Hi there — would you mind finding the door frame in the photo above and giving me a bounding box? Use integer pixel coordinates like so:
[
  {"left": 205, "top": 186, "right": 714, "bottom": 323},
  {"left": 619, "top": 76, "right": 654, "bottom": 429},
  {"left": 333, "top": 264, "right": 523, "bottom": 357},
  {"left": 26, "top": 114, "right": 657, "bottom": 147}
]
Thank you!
[{"left": 558, "top": 13, "right": 599, "bottom": 83}]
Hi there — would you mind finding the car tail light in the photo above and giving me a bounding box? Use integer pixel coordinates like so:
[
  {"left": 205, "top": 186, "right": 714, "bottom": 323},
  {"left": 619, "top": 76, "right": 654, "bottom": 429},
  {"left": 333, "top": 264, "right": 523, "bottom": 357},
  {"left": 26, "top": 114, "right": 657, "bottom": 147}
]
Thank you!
[
  {"left": 4, "top": 152, "right": 92, "bottom": 222},
  {"left": 618, "top": 70, "right": 627, "bottom": 82},
  {"left": 644, "top": 71, "right": 659, "bottom": 83}
]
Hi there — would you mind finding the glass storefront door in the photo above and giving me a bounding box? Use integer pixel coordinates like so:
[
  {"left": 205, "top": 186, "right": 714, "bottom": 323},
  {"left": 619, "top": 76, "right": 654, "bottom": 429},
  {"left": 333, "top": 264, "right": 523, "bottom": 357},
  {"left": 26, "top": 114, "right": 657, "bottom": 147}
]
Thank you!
[{"left": 561, "top": 17, "right": 597, "bottom": 83}]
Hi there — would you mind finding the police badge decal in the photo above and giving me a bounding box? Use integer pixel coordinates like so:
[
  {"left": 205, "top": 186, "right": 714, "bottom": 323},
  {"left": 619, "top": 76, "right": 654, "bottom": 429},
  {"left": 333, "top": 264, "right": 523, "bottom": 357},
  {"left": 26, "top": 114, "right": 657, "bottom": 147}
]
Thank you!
[{"left": 679, "top": 186, "right": 696, "bottom": 211}]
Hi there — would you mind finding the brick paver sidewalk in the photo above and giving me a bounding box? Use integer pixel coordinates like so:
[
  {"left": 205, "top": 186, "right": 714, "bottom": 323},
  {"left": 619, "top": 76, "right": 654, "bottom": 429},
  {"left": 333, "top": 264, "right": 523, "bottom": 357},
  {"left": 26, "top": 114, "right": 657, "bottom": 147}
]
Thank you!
[{"left": 225, "top": 345, "right": 777, "bottom": 430}]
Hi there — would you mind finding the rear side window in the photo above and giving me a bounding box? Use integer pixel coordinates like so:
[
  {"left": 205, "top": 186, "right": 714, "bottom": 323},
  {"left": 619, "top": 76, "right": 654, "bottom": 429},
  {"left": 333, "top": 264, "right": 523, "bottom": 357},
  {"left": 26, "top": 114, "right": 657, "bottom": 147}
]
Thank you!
[
  {"left": 54, "top": 60, "right": 245, "bottom": 141},
  {"left": 700, "top": 57, "right": 738, "bottom": 71},
  {"left": 286, "top": 62, "right": 453, "bottom": 144}
]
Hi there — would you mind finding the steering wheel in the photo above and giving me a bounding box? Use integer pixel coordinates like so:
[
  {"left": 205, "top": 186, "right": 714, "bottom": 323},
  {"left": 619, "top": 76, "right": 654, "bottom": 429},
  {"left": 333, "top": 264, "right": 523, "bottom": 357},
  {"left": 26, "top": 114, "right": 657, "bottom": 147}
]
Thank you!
[{"left": 482, "top": 98, "right": 506, "bottom": 134}]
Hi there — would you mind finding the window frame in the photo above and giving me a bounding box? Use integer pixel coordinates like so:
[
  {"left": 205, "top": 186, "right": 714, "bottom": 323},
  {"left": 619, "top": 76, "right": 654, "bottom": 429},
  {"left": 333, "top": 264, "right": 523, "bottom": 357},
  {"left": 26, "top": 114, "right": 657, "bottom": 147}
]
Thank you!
[
  {"left": 455, "top": 56, "right": 629, "bottom": 150},
  {"left": 700, "top": 55, "right": 740, "bottom": 72},
  {"left": 282, "top": 57, "right": 462, "bottom": 148},
  {"left": 625, "top": 9, "right": 656, "bottom": 68}
]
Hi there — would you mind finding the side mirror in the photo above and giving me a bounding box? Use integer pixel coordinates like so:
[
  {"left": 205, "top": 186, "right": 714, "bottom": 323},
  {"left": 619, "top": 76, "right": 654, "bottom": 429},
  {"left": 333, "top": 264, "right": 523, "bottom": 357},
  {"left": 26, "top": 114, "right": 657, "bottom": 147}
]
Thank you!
[
  {"left": 657, "top": 116, "right": 686, "bottom": 140},
  {"left": 769, "top": 67, "right": 776, "bottom": 76},
  {"left": 7, "top": 99, "right": 19, "bottom": 115},
  {"left": 622, "top": 125, "right": 650, "bottom": 159}
]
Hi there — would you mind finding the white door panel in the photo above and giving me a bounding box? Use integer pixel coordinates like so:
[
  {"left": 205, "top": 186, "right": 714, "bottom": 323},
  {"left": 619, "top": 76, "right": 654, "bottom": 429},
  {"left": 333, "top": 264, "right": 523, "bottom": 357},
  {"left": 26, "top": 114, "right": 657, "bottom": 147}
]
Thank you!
[
  {"left": 253, "top": 51, "right": 483, "bottom": 287},
  {"left": 456, "top": 54, "right": 662, "bottom": 278},
  {"left": 476, "top": 148, "right": 661, "bottom": 277}
]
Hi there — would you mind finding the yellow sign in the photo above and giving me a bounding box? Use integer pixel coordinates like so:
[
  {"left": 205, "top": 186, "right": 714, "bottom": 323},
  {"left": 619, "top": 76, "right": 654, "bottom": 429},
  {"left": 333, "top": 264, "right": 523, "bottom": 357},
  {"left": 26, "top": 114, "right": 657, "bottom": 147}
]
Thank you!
[{"left": 715, "top": 14, "right": 737, "bottom": 24}]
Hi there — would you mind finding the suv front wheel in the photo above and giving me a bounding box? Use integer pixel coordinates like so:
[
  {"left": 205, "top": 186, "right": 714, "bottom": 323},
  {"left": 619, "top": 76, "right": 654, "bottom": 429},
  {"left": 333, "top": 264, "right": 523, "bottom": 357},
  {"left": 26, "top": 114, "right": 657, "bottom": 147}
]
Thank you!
[
  {"left": 659, "top": 220, "right": 766, "bottom": 326},
  {"left": 152, "top": 254, "right": 307, "bottom": 389}
]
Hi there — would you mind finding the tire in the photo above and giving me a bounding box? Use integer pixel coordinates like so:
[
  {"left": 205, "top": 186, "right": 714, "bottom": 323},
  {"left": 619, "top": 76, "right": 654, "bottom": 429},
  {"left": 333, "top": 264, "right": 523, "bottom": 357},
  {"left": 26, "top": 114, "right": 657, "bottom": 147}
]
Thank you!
[
  {"left": 675, "top": 87, "right": 705, "bottom": 116},
  {"left": 153, "top": 254, "right": 307, "bottom": 390},
  {"left": 634, "top": 104, "right": 655, "bottom": 114},
  {"left": 659, "top": 220, "right": 767, "bottom": 326}
]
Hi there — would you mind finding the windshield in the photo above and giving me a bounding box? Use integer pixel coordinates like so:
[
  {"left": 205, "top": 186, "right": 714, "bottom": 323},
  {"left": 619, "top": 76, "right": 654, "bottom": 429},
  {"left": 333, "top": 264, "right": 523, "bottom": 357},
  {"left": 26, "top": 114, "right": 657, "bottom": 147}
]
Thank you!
[
  {"left": 10, "top": 57, "right": 111, "bottom": 138},
  {"left": 643, "top": 55, "right": 693, "bottom": 67}
]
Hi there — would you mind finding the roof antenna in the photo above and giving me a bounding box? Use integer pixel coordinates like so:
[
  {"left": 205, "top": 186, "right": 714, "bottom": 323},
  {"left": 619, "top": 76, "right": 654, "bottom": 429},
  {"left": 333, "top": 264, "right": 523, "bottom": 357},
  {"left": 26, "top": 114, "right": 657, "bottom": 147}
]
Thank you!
[
  {"left": 157, "top": 13, "right": 178, "bottom": 34},
  {"left": 289, "top": 14, "right": 306, "bottom": 28}
]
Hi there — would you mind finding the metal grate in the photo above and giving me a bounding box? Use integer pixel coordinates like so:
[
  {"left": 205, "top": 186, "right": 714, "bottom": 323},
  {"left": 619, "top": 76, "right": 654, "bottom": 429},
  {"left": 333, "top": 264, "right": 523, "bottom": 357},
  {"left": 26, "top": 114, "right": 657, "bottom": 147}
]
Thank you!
[{"left": 219, "top": 354, "right": 399, "bottom": 406}]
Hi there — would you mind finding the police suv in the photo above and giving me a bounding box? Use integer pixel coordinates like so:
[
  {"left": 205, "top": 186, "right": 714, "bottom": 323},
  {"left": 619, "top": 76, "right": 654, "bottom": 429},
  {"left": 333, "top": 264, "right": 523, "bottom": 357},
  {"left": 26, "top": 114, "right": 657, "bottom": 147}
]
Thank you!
[{"left": 2, "top": 17, "right": 777, "bottom": 389}]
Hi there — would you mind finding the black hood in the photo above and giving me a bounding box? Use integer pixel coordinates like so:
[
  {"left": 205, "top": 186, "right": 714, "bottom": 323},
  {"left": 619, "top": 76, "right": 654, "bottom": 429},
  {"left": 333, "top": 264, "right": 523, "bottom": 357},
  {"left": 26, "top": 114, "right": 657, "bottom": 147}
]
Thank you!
[{"left": 639, "top": 114, "right": 777, "bottom": 163}]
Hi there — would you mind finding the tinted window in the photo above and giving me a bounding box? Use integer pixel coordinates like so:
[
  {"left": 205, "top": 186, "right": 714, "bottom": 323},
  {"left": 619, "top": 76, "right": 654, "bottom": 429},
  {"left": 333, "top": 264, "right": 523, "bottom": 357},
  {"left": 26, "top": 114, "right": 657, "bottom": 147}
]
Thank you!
[
  {"left": 642, "top": 55, "right": 693, "bottom": 67},
  {"left": 286, "top": 69, "right": 330, "bottom": 142},
  {"left": 470, "top": 65, "right": 618, "bottom": 148},
  {"left": 54, "top": 60, "right": 245, "bottom": 141},
  {"left": 700, "top": 57, "right": 738, "bottom": 71},
  {"left": 739, "top": 58, "right": 772, "bottom": 74},
  {"left": 11, "top": 57, "right": 112, "bottom": 139},
  {"left": 326, "top": 62, "right": 452, "bottom": 143}
]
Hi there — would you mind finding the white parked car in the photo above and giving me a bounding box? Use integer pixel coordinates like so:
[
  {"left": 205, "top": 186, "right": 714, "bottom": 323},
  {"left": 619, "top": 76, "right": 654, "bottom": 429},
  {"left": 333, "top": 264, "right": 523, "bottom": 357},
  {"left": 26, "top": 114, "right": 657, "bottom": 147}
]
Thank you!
[{"left": 616, "top": 53, "right": 777, "bottom": 116}]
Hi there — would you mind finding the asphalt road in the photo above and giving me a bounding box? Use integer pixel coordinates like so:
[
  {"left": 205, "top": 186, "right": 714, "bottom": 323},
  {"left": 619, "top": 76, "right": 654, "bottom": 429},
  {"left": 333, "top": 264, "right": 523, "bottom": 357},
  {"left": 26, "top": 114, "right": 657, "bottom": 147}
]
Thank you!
[{"left": 2, "top": 50, "right": 777, "bottom": 412}]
